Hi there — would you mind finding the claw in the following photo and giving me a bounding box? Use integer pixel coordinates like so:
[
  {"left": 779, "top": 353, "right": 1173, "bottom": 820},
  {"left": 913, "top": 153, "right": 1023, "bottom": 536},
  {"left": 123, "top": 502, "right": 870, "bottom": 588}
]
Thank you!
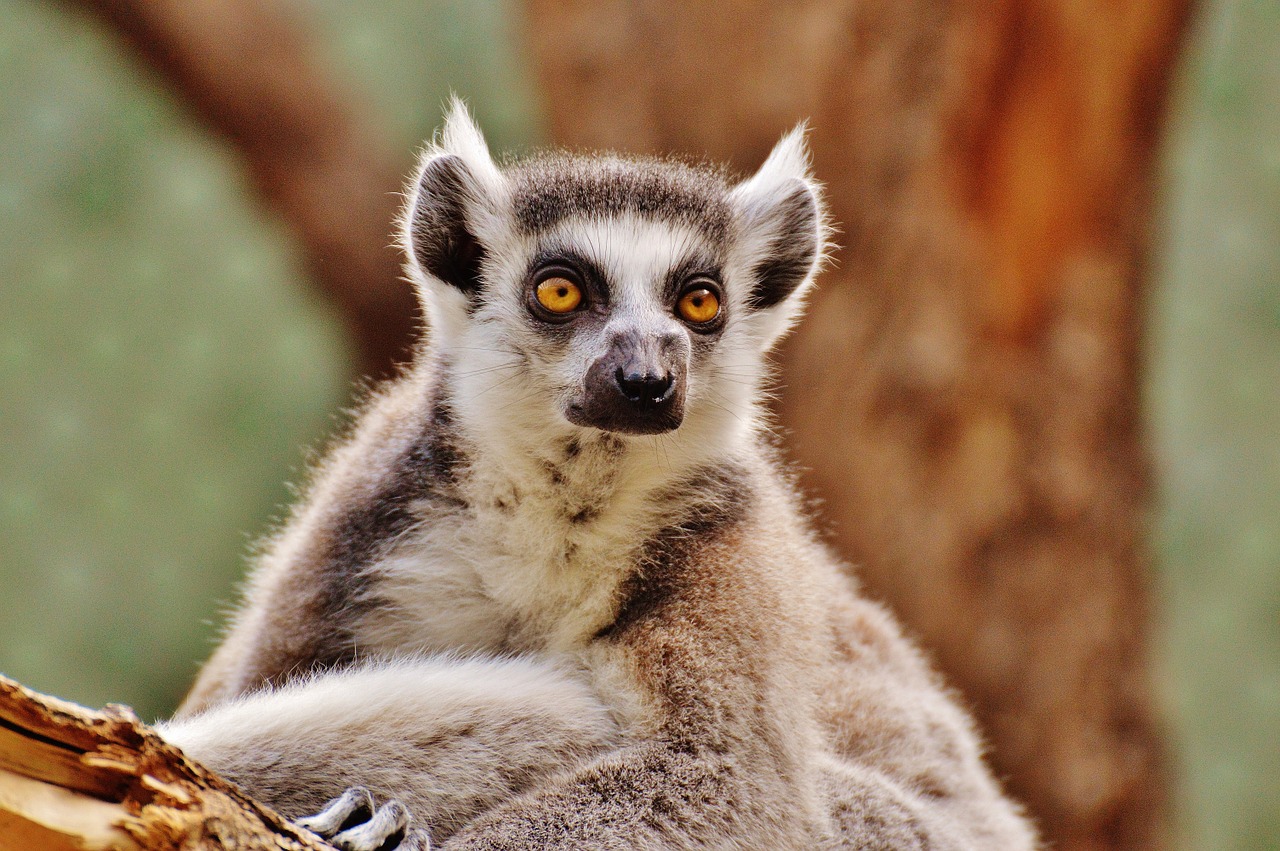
[
  {"left": 331, "top": 799, "right": 409, "bottom": 851},
  {"left": 296, "top": 786, "right": 374, "bottom": 838},
  {"left": 296, "top": 787, "right": 431, "bottom": 851},
  {"left": 399, "top": 828, "right": 432, "bottom": 850}
]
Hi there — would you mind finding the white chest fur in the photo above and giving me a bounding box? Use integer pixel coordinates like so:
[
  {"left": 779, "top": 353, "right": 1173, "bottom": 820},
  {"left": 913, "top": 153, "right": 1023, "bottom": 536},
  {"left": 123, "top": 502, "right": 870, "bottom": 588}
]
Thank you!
[{"left": 353, "top": 435, "right": 675, "bottom": 659}]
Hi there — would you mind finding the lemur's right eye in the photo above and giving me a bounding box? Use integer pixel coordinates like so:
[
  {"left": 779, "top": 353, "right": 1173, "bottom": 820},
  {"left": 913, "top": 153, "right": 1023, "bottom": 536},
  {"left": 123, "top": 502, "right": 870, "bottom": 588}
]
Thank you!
[
  {"left": 676, "top": 286, "right": 721, "bottom": 325},
  {"left": 535, "top": 277, "right": 583, "bottom": 315}
]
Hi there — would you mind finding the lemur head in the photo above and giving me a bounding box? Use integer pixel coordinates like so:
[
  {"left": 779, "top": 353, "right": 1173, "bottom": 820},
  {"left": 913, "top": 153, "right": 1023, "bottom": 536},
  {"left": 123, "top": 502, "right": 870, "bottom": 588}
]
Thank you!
[{"left": 402, "top": 100, "right": 828, "bottom": 455}]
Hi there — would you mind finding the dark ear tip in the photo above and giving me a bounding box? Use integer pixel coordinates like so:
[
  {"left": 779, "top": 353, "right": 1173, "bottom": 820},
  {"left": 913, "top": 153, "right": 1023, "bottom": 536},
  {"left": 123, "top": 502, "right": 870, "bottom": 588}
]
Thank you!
[
  {"left": 415, "top": 154, "right": 472, "bottom": 205},
  {"left": 410, "top": 154, "right": 487, "bottom": 294},
  {"left": 746, "top": 181, "right": 822, "bottom": 310},
  {"left": 780, "top": 178, "right": 821, "bottom": 224}
]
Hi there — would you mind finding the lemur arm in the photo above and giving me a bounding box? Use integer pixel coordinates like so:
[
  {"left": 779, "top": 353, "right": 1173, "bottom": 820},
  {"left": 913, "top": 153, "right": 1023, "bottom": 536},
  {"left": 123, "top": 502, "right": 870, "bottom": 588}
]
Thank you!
[
  {"left": 433, "top": 532, "right": 825, "bottom": 849},
  {"left": 160, "top": 656, "right": 621, "bottom": 842},
  {"left": 177, "top": 377, "right": 446, "bottom": 716},
  {"left": 166, "top": 563, "right": 1031, "bottom": 849},
  {"left": 439, "top": 553, "right": 1033, "bottom": 850}
]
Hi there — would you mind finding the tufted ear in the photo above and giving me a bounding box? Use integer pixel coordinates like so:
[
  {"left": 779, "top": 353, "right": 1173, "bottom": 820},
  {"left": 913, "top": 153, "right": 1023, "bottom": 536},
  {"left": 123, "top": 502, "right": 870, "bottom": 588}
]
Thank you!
[
  {"left": 729, "top": 126, "right": 829, "bottom": 323},
  {"left": 403, "top": 98, "right": 507, "bottom": 294}
]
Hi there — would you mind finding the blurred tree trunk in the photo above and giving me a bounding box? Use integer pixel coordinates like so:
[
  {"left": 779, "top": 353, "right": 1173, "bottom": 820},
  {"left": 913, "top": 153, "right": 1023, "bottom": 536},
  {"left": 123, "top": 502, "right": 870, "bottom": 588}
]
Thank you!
[
  {"left": 60, "top": 0, "right": 417, "bottom": 380},
  {"left": 523, "top": 1, "right": 1190, "bottom": 849}
]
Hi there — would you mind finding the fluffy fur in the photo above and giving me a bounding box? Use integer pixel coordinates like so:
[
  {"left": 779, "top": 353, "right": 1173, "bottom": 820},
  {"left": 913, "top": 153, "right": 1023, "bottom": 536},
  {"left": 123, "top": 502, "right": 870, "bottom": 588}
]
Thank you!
[{"left": 161, "top": 99, "right": 1037, "bottom": 850}]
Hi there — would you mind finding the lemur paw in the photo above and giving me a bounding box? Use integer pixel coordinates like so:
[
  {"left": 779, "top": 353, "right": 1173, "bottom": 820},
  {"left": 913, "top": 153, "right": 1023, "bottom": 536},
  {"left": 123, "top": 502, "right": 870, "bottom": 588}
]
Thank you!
[{"left": 296, "top": 786, "right": 432, "bottom": 851}]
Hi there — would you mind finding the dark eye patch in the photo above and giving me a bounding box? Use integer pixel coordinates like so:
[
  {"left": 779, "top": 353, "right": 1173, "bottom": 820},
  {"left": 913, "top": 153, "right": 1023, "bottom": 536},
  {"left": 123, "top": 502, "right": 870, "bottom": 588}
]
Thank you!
[
  {"left": 524, "top": 245, "right": 612, "bottom": 310},
  {"left": 661, "top": 253, "right": 723, "bottom": 304}
]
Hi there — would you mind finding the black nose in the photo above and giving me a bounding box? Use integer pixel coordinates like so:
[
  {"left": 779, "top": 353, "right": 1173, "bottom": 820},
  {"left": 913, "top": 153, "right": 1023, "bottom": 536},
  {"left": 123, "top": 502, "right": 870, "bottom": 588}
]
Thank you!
[{"left": 615, "top": 368, "right": 674, "bottom": 404}]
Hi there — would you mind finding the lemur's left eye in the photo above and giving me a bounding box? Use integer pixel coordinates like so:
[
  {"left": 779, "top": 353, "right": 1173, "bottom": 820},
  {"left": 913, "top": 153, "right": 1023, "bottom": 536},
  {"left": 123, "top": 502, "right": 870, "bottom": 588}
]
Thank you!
[
  {"left": 676, "top": 285, "right": 721, "bottom": 325},
  {"left": 535, "top": 277, "right": 583, "bottom": 314}
]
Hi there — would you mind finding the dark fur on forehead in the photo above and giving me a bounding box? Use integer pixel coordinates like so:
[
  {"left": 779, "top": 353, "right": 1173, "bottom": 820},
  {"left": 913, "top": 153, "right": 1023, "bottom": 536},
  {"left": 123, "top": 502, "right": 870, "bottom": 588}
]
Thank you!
[{"left": 507, "top": 153, "right": 732, "bottom": 243}]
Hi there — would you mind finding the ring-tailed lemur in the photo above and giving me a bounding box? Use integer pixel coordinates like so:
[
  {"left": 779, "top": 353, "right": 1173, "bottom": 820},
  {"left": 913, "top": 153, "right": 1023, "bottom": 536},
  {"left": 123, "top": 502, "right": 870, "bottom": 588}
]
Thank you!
[{"left": 160, "top": 100, "right": 1037, "bottom": 850}]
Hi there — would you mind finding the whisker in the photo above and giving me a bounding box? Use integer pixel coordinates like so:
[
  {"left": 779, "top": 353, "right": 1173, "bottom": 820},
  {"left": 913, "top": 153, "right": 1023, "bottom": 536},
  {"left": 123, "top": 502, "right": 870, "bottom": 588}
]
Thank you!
[
  {"left": 648, "top": 436, "right": 670, "bottom": 475},
  {"left": 447, "top": 344, "right": 523, "bottom": 354},
  {"left": 470, "top": 369, "right": 530, "bottom": 399},
  {"left": 496, "top": 387, "right": 545, "bottom": 413},
  {"left": 658, "top": 433, "right": 696, "bottom": 468},
  {"left": 454, "top": 363, "right": 524, "bottom": 379},
  {"left": 703, "top": 390, "right": 749, "bottom": 424},
  {"left": 658, "top": 435, "right": 675, "bottom": 473}
]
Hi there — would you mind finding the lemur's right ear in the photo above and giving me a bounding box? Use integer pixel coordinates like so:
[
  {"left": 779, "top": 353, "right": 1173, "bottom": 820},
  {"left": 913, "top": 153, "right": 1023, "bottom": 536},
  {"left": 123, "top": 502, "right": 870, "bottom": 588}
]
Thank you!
[
  {"left": 404, "top": 98, "right": 507, "bottom": 294},
  {"left": 728, "top": 125, "right": 831, "bottom": 348}
]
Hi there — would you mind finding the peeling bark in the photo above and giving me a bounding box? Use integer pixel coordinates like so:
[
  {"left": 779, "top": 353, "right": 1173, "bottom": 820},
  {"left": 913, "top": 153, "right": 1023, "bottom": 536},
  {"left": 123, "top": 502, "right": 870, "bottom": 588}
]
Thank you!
[{"left": 0, "top": 674, "right": 333, "bottom": 851}]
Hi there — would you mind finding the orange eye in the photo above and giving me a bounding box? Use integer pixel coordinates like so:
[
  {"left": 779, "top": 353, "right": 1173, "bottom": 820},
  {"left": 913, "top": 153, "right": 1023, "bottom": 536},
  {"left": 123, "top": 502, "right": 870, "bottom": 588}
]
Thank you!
[
  {"left": 676, "top": 287, "right": 721, "bottom": 324},
  {"left": 535, "top": 277, "right": 583, "bottom": 314}
]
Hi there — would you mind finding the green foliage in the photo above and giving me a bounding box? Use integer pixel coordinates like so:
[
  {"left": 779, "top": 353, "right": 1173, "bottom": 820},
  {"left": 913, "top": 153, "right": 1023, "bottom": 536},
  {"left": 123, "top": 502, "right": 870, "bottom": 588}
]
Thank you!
[
  {"left": 0, "top": 0, "right": 537, "bottom": 720},
  {"left": 1151, "top": 1, "right": 1280, "bottom": 847}
]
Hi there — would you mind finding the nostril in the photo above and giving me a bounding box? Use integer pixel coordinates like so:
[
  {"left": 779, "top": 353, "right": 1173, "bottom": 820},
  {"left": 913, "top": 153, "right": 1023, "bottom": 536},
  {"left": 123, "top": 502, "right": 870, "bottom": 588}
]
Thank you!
[{"left": 615, "top": 367, "right": 674, "bottom": 404}]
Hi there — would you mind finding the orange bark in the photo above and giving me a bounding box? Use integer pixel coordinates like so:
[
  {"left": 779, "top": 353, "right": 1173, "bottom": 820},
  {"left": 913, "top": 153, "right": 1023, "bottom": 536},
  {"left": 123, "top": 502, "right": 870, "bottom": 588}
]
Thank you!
[{"left": 524, "top": 1, "right": 1191, "bottom": 847}]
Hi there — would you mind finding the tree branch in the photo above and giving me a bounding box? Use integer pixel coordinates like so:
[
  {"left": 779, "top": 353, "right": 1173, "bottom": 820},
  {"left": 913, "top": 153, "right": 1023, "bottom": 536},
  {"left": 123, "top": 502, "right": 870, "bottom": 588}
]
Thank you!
[
  {"left": 0, "top": 674, "right": 334, "bottom": 850},
  {"left": 59, "top": 0, "right": 418, "bottom": 380}
]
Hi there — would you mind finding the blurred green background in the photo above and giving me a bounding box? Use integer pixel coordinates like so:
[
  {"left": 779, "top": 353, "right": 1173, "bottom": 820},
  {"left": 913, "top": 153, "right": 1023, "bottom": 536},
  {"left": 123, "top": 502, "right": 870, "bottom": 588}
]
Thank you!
[{"left": 0, "top": 0, "right": 1275, "bottom": 847}]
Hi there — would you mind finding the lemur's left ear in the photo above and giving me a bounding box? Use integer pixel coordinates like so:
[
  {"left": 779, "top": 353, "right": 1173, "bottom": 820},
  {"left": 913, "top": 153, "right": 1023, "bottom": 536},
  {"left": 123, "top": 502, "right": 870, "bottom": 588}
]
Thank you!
[
  {"left": 729, "top": 126, "right": 829, "bottom": 319},
  {"left": 403, "top": 98, "right": 508, "bottom": 295}
]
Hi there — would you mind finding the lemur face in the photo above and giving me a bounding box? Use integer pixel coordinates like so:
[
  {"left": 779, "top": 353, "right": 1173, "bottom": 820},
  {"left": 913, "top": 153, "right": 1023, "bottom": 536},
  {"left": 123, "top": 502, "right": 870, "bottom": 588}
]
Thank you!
[
  {"left": 403, "top": 102, "right": 826, "bottom": 446},
  {"left": 513, "top": 215, "right": 719, "bottom": 436}
]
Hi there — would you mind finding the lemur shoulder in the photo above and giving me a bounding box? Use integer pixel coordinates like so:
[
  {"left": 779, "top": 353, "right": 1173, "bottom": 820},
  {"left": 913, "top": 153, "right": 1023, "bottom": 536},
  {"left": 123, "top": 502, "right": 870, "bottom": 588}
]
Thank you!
[{"left": 161, "top": 101, "right": 1038, "bottom": 850}]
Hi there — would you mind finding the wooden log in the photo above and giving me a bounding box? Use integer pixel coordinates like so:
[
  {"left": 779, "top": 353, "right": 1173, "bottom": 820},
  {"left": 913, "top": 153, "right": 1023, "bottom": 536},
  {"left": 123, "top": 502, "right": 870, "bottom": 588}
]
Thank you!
[{"left": 0, "top": 674, "right": 333, "bottom": 851}]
